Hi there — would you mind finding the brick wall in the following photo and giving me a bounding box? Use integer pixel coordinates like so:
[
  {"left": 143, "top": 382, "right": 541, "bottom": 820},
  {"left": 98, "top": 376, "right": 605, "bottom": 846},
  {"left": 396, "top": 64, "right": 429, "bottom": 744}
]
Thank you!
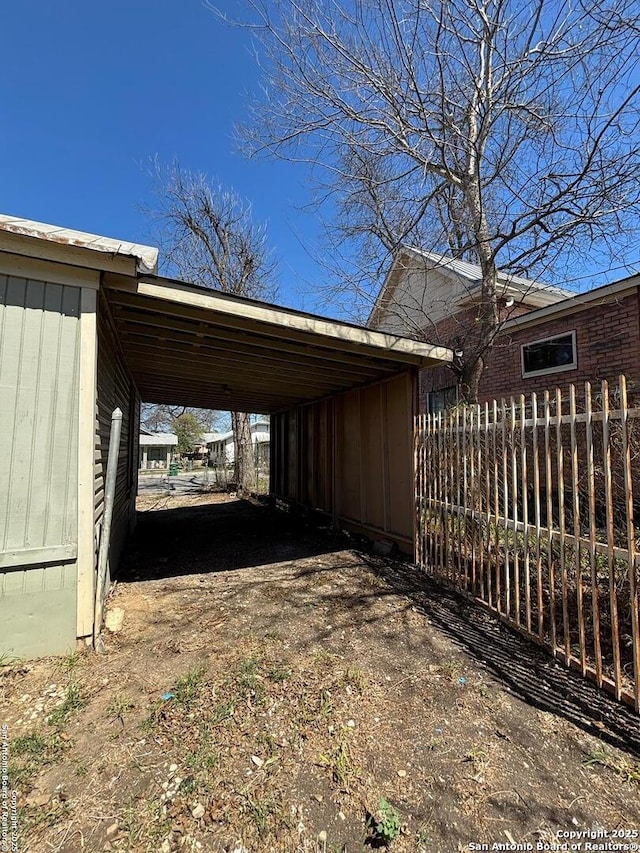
[{"left": 419, "top": 290, "right": 640, "bottom": 410}]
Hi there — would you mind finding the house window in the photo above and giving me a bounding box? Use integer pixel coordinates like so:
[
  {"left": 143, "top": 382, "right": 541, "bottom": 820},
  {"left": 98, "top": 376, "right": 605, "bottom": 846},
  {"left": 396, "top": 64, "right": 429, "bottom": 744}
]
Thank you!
[
  {"left": 427, "top": 385, "right": 458, "bottom": 414},
  {"left": 521, "top": 331, "right": 577, "bottom": 378}
]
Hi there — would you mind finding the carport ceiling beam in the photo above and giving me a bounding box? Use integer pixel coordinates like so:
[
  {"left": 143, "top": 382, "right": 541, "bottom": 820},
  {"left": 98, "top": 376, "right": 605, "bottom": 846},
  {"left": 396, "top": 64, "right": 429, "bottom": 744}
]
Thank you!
[
  {"left": 132, "top": 375, "right": 314, "bottom": 411},
  {"left": 104, "top": 274, "right": 452, "bottom": 367},
  {"left": 112, "top": 310, "right": 389, "bottom": 381},
  {"left": 126, "top": 350, "right": 352, "bottom": 394}
]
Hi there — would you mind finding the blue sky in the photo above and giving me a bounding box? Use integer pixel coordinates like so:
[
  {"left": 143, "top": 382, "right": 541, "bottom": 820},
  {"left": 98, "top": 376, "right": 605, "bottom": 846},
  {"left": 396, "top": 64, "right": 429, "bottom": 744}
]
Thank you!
[
  {"left": 0, "top": 0, "right": 324, "bottom": 312},
  {"left": 2, "top": 0, "right": 639, "bottom": 313}
]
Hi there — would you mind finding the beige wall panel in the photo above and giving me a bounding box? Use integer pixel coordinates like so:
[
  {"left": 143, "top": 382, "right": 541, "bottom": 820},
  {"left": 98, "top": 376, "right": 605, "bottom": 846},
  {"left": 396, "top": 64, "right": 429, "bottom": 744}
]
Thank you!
[
  {"left": 335, "top": 391, "right": 361, "bottom": 521},
  {"left": 287, "top": 409, "right": 298, "bottom": 503},
  {"left": 312, "top": 400, "right": 332, "bottom": 511},
  {"left": 385, "top": 374, "right": 413, "bottom": 539},
  {"left": 270, "top": 371, "right": 416, "bottom": 553},
  {"left": 0, "top": 274, "right": 80, "bottom": 657},
  {"left": 360, "top": 385, "right": 385, "bottom": 529}
]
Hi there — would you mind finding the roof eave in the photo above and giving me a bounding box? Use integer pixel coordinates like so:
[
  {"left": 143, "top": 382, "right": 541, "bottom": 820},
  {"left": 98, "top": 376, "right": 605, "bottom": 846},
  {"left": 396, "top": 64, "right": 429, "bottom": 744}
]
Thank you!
[{"left": 0, "top": 214, "right": 158, "bottom": 275}]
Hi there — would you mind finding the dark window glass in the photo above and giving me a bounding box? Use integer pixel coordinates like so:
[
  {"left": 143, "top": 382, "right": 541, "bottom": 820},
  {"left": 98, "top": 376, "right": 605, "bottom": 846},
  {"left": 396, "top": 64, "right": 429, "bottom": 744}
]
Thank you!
[
  {"left": 522, "top": 333, "right": 575, "bottom": 376},
  {"left": 427, "top": 385, "right": 458, "bottom": 414}
]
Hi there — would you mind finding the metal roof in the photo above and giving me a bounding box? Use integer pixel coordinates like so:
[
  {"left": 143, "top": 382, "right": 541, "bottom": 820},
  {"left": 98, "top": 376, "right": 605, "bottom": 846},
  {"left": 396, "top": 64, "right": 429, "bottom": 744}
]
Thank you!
[
  {"left": 368, "top": 246, "right": 575, "bottom": 327},
  {"left": 399, "top": 246, "right": 574, "bottom": 298},
  {"left": 139, "top": 433, "right": 178, "bottom": 446},
  {"left": 0, "top": 214, "right": 158, "bottom": 274},
  {"left": 103, "top": 271, "right": 452, "bottom": 413}
]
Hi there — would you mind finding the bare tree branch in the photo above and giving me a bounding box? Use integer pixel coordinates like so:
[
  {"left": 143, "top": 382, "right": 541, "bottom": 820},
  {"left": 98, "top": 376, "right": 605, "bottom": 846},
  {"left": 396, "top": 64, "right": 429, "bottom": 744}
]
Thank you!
[
  {"left": 144, "top": 161, "right": 276, "bottom": 494},
  {"left": 215, "top": 0, "right": 640, "bottom": 400}
]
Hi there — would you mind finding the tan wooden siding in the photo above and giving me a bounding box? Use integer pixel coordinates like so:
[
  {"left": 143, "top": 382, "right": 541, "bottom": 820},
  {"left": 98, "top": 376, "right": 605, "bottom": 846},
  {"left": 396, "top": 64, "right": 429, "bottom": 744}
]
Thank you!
[
  {"left": 0, "top": 274, "right": 80, "bottom": 656},
  {"left": 272, "top": 371, "right": 416, "bottom": 552},
  {"left": 95, "top": 294, "right": 138, "bottom": 588}
]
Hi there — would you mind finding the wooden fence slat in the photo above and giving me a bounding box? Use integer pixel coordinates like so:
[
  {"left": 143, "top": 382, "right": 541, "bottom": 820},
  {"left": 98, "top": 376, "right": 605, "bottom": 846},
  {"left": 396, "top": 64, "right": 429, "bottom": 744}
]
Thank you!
[
  {"left": 493, "top": 400, "right": 500, "bottom": 612},
  {"left": 521, "top": 394, "right": 531, "bottom": 632},
  {"left": 544, "top": 391, "right": 557, "bottom": 652},
  {"left": 437, "top": 410, "right": 445, "bottom": 574},
  {"left": 602, "top": 380, "right": 623, "bottom": 699},
  {"left": 463, "top": 406, "right": 470, "bottom": 590},
  {"left": 510, "top": 397, "right": 520, "bottom": 625},
  {"left": 502, "top": 399, "right": 510, "bottom": 618},
  {"left": 478, "top": 403, "right": 485, "bottom": 600},
  {"left": 424, "top": 414, "right": 436, "bottom": 574},
  {"left": 556, "top": 388, "right": 571, "bottom": 664},
  {"left": 483, "top": 402, "right": 491, "bottom": 605},
  {"left": 532, "top": 392, "right": 544, "bottom": 639},
  {"left": 449, "top": 407, "right": 457, "bottom": 583},
  {"left": 619, "top": 375, "right": 640, "bottom": 712},
  {"left": 470, "top": 406, "right": 478, "bottom": 594},
  {"left": 414, "top": 414, "right": 421, "bottom": 567},
  {"left": 584, "top": 382, "right": 603, "bottom": 686},
  {"left": 570, "top": 384, "right": 587, "bottom": 675},
  {"left": 423, "top": 414, "right": 428, "bottom": 567},
  {"left": 422, "top": 415, "right": 427, "bottom": 567}
]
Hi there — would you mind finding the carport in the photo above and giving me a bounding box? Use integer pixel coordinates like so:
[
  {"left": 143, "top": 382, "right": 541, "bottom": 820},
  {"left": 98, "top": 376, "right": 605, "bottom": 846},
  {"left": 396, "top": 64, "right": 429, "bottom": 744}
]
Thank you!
[
  {"left": 102, "top": 272, "right": 449, "bottom": 413},
  {"left": 101, "top": 271, "right": 452, "bottom": 553},
  {"left": 0, "top": 215, "right": 452, "bottom": 656}
]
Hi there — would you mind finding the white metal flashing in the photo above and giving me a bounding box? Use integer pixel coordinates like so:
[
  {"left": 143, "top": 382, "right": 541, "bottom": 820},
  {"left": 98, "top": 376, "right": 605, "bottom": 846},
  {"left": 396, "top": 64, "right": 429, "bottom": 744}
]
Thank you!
[{"left": 0, "top": 214, "right": 158, "bottom": 274}]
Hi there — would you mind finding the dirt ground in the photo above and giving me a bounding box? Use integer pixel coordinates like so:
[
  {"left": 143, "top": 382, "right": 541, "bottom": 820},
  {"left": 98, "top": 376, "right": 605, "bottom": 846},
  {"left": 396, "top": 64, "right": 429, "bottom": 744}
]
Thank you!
[{"left": 2, "top": 493, "right": 640, "bottom": 853}]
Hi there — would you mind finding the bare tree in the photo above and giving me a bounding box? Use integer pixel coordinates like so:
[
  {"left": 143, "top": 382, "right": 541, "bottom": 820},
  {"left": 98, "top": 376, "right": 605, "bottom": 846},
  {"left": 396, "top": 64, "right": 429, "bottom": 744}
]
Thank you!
[
  {"left": 147, "top": 162, "right": 276, "bottom": 495},
  {"left": 218, "top": 0, "right": 640, "bottom": 400},
  {"left": 141, "top": 403, "right": 226, "bottom": 434}
]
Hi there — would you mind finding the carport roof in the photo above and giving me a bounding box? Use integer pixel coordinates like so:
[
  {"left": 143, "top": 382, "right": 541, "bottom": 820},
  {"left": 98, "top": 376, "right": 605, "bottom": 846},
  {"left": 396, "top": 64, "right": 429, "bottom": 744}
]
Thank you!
[{"left": 103, "top": 272, "right": 453, "bottom": 413}]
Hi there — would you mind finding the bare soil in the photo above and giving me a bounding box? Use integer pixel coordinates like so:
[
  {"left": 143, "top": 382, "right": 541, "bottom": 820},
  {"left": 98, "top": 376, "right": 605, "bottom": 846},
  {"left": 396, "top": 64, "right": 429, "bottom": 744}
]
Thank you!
[{"left": 2, "top": 493, "right": 640, "bottom": 853}]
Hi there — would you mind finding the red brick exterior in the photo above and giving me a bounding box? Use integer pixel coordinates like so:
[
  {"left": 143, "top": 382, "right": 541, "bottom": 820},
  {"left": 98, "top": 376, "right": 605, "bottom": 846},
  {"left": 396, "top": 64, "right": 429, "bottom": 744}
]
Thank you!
[{"left": 419, "top": 289, "right": 640, "bottom": 410}]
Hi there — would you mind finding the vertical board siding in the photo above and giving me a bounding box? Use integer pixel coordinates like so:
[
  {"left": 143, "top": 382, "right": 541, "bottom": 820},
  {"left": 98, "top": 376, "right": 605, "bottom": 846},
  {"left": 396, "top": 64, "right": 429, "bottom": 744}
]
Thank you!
[
  {"left": 272, "top": 371, "right": 415, "bottom": 549},
  {"left": 0, "top": 277, "right": 80, "bottom": 550},
  {"left": 0, "top": 274, "right": 80, "bottom": 656},
  {"left": 95, "top": 295, "right": 138, "bottom": 590},
  {"left": 360, "top": 385, "right": 385, "bottom": 529},
  {"left": 415, "top": 377, "right": 640, "bottom": 713}
]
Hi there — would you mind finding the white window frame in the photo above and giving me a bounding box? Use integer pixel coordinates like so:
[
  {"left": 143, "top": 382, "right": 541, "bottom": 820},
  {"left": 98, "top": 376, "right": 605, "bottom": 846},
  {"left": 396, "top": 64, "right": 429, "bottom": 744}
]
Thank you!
[{"left": 521, "top": 330, "right": 577, "bottom": 379}]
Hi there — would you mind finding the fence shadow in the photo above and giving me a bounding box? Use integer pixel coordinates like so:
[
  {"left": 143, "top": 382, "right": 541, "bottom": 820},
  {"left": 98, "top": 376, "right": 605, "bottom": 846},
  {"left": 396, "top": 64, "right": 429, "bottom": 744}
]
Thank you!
[{"left": 359, "top": 552, "right": 640, "bottom": 757}]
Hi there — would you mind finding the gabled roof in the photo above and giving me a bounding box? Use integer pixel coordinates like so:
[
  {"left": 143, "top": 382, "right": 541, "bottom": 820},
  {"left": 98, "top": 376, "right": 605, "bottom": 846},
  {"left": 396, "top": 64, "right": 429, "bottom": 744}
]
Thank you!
[
  {"left": 207, "top": 431, "right": 234, "bottom": 444},
  {"left": 204, "top": 422, "right": 270, "bottom": 445},
  {"left": 369, "top": 246, "right": 574, "bottom": 328},
  {"left": 139, "top": 433, "right": 178, "bottom": 446}
]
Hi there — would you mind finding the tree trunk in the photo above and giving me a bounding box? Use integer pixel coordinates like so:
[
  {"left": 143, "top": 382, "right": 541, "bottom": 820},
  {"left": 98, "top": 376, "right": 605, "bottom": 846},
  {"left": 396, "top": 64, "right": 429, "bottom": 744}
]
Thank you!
[
  {"left": 458, "top": 355, "right": 484, "bottom": 404},
  {"left": 231, "top": 411, "right": 256, "bottom": 497}
]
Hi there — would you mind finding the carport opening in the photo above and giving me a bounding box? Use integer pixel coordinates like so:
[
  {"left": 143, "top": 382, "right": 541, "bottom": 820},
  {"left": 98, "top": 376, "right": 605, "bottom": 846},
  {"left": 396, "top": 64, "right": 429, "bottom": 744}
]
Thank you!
[
  {"left": 138, "top": 407, "right": 271, "bottom": 495},
  {"left": 118, "top": 491, "right": 349, "bottom": 584},
  {"left": 101, "top": 271, "right": 452, "bottom": 591}
]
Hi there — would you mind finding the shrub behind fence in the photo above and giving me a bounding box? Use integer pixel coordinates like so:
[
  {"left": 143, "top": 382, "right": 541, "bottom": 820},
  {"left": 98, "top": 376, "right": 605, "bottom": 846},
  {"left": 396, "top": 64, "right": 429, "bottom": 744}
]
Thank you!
[{"left": 415, "top": 375, "right": 640, "bottom": 712}]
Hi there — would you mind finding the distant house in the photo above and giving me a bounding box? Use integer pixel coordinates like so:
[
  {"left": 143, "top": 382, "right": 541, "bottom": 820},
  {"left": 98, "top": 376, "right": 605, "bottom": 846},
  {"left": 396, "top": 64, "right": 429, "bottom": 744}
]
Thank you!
[
  {"left": 139, "top": 433, "right": 177, "bottom": 470},
  {"left": 368, "top": 246, "right": 640, "bottom": 409},
  {"left": 207, "top": 420, "right": 270, "bottom": 464},
  {"left": 478, "top": 273, "right": 640, "bottom": 403}
]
